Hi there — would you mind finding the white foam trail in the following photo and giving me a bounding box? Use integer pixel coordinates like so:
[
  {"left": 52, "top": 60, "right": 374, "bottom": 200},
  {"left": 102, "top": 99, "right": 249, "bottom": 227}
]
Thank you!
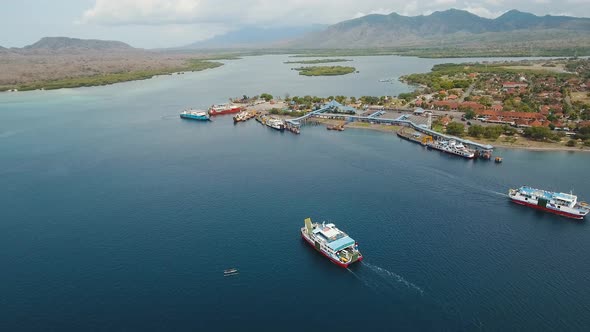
[
  {"left": 347, "top": 268, "right": 378, "bottom": 291},
  {"left": 362, "top": 262, "right": 424, "bottom": 295},
  {"left": 486, "top": 190, "right": 508, "bottom": 197}
]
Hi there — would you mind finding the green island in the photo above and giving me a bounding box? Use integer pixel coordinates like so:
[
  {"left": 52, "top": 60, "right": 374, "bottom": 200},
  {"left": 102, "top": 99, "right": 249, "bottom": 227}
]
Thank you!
[
  {"left": 3, "top": 59, "right": 224, "bottom": 92},
  {"left": 284, "top": 58, "right": 352, "bottom": 64},
  {"left": 294, "top": 66, "right": 356, "bottom": 76}
]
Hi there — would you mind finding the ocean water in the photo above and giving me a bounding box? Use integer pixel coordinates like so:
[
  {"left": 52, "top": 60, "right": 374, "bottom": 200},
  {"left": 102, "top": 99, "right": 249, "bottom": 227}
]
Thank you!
[{"left": 1, "top": 55, "right": 590, "bottom": 331}]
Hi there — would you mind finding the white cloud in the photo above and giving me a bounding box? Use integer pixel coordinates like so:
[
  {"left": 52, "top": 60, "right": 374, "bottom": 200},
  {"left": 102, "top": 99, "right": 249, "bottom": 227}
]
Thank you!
[
  {"left": 81, "top": 0, "right": 590, "bottom": 27},
  {"left": 77, "top": 0, "right": 590, "bottom": 47}
]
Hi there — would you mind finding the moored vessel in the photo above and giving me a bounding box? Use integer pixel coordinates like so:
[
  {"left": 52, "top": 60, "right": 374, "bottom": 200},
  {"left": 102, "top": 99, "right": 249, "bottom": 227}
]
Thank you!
[
  {"left": 426, "top": 139, "right": 475, "bottom": 159},
  {"left": 265, "top": 117, "right": 285, "bottom": 131},
  {"left": 301, "top": 218, "right": 363, "bottom": 268},
  {"left": 508, "top": 186, "right": 589, "bottom": 219},
  {"left": 180, "top": 109, "right": 210, "bottom": 121},
  {"left": 208, "top": 103, "right": 243, "bottom": 116},
  {"left": 396, "top": 129, "right": 433, "bottom": 145},
  {"left": 233, "top": 111, "right": 257, "bottom": 123}
]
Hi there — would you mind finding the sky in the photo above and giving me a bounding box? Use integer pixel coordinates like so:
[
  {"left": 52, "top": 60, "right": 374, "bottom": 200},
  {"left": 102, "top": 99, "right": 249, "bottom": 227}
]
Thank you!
[{"left": 1, "top": 0, "right": 590, "bottom": 49}]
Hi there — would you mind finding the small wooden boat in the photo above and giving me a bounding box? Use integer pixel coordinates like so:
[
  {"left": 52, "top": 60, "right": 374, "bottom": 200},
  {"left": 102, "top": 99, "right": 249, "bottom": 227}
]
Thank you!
[{"left": 495, "top": 157, "right": 503, "bottom": 163}]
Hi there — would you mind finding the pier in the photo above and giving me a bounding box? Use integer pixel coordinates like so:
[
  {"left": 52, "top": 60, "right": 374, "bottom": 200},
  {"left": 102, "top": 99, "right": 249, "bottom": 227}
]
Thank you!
[{"left": 286, "top": 101, "right": 494, "bottom": 152}]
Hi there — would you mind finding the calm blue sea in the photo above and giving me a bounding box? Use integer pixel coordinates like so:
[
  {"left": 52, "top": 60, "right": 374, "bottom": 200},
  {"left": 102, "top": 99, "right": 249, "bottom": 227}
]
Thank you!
[{"left": 1, "top": 55, "right": 590, "bottom": 331}]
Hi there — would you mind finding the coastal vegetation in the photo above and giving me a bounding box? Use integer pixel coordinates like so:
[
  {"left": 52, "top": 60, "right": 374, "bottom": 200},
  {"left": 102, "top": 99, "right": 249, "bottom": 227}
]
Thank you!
[
  {"left": 268, "top": 108, "right": 305, "bottom": 117},
  {"left": 467, "top": 125, "right": 514, "bottom": 140},
  {"left": 445, "top": 122, "right": 465, "bottom": 136},
  {"left": 260, "top": 93, "right": 273, "bottom": 102},
  {"left": 522, "top": 127, "right": 564, "bottom": 141},
  {"left": 284, "top": 58, "right": 352, "bottom": 64},
  {"left": 401, "top": 62, "right": 573, "bottom": 93},
  {"left": 5, "top": 59, "right": 223, "bottom": 91},
  {"left": 293, "top": 66, "right": 356, "bottom": 76}
]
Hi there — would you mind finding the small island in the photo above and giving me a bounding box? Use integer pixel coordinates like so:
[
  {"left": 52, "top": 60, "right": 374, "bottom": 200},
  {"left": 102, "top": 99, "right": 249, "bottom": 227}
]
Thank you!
[
  {"left": 284, "top": 58, "right": 352, "bottom": 64},
  {"left": 294, "top": 66, "right": 356, "bottom": 76}
]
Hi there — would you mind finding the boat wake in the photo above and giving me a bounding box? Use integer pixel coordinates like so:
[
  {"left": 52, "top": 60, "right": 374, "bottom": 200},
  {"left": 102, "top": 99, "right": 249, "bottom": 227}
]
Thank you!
[
  {"left": 354, "top": 262, "right": 424, "bottom": 296},
  {"left": 346, "top": 268, "right": 379, "bottom": 291},
  {"left": 485, "top": 190, "right": 508, "bottom": 198},
  {"left": 161, "top": 114, "right": 179, "bottom": 120},
  {"left": 364, "top": 262, "right": 425, "bottom": 295}
]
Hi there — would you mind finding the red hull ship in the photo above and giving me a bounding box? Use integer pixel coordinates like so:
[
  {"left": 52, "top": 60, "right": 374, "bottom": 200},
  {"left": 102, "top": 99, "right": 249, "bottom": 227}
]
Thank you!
[
  {"left": 301, "top": 218, "right": 363, "bottom": 268},
  {"left": 208, "top": 103, "right": 243, "bottom": 116}
]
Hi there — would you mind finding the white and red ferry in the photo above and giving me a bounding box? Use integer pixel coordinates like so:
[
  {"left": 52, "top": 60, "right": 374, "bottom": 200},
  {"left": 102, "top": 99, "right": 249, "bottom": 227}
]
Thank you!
[
  {"left": 301, "top": 218, "right": 363, "bottom": 268},
  {"left": 508, "top": 186, "right": 589, "bottom": 220},
  {"left": 208, "top": 103, "right": 243, "bottom": 116}
]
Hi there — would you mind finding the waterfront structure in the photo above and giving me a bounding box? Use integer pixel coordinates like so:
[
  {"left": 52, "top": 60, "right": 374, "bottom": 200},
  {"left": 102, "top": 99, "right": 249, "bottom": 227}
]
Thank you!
[{"left": 286, "top": 101, "right": 493, "bottom": 153}]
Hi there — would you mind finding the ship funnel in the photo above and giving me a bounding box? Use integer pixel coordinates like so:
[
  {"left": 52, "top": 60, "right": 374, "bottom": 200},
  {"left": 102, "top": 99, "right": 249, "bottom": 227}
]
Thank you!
[{"left": 304, "top": 218, "right": 313, "bottom": 235}]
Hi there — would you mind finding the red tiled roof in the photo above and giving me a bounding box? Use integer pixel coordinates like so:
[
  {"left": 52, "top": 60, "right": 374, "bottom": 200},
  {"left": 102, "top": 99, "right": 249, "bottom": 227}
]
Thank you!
[
  {"left": 460, "top": 101, "right": 485, "bottom": 110},
  {"left": 477, "top": 109, "right": 545, "bottom": 120},
  {"left": 434, "top": 101, "right": 459, "bottom": 109}
]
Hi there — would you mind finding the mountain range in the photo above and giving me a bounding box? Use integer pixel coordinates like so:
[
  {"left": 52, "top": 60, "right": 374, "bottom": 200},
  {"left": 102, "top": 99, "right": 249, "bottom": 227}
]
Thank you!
[
  {"left": 2, "top": 9, "right": 590, "bottom": 53},
  {"left": 183, "top": 25, "right": 325, "bottom": 49},
  {"left": 24, "top": 37, "right": 134, "bottom": 51},
  {"left": 290, "top": 9, "right": 590, "bottom": 48},
  {"left": 1, "top": 37, "right": 136, "bottom": 54}
]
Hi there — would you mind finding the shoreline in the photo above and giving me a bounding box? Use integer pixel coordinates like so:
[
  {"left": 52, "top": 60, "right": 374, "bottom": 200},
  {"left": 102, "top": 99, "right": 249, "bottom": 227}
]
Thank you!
[
  {"left": 3, "top": 52, "right": 584, "bottom": 93},
  {"left": 310, "top": 118, "right": 590, "bottom": 153},
  {"left": 0, "top": 59, "right": 224, "bottom": 92}
]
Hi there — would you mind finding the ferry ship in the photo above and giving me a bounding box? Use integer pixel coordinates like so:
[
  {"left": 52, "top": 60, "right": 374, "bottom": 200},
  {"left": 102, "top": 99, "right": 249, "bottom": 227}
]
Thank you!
[
  {"left": 301, "top": 218, "right": 363, "bottom": 268},
  {"left": 427, "top": 140, "right": 475, "bottom": 159},
  {"left": 180, "top": 110, "right": 210, "bottom": 121},
  {"left": 265, "top": 117, "right": 285, "bottom": 131},
  {"left": 208, "top": 103, "right": 243, "bottom": 116},
  {"left": 508, "top": 186, "right": 589, "bottom": 219}
]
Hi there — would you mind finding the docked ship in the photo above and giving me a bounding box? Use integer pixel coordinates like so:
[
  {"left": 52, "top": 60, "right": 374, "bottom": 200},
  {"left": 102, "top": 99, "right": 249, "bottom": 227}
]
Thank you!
[
  {"left": 301, "top": 218, "right": 363, "bottom": 268},
  {"left": 233, "top": 111, "right": 257, "bottom": 123},
  {"left": 208, "top": 103, "right": 243, "bottom": 116},
  {"left": 396, "top": 129, "right": 433, "bottom": 145},
  {"left": 426, "top": 140, "right": 475, "bottom": 159},
  {"left": 180, "top": 109, "right": 210, "bottom": 121},
  {"left": 508, "top": 186, "right": 589, "bottom": 219},
  {"left": 265, "top": 117, "right": 285, "bottom": 131}
]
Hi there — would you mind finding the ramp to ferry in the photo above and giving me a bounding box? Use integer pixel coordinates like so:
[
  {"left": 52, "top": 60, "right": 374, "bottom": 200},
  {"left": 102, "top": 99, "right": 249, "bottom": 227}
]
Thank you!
[{"left": 287, "top": 102, "right": 494, "bottom": 151}]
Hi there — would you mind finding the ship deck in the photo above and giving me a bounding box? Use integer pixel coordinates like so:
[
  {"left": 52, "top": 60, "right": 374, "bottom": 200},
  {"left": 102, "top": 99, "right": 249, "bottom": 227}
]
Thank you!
[{"left": 520, "top": 186, "right": 575, "bottom": 202}]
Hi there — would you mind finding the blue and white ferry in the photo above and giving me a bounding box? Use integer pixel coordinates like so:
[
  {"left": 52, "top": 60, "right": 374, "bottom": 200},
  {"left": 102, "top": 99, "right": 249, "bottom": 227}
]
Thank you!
[
  {"left": 180, "top": 109, "right": 210, "bottom": 121},
  {"left": 508, "top": 186, "right": 589, "bottom": 220}
]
